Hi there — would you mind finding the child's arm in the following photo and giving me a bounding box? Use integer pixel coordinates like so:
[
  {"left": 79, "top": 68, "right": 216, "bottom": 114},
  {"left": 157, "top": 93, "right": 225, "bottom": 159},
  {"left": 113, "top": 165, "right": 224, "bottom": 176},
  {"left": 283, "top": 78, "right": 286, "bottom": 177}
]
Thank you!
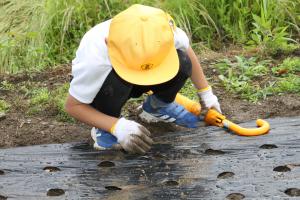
[
  {"left": 65, "top": 94, "right": 118, "bottom": 132},
  {"left": 187, "top": 47, "right": 222, "bottom": 113}
]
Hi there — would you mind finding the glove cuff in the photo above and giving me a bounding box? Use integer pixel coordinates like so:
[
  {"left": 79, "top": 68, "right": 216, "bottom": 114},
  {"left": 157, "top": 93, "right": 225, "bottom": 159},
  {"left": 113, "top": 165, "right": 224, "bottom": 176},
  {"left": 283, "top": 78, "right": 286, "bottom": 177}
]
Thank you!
[
  {"left": 197, "top": 86, "right": 213, "bottom": 99},
  {"left": 197, "top": 85, "right": 211, "bottom": 93},
  {"left": 111, "top": 117, "right": 126, "bottom": 139}
]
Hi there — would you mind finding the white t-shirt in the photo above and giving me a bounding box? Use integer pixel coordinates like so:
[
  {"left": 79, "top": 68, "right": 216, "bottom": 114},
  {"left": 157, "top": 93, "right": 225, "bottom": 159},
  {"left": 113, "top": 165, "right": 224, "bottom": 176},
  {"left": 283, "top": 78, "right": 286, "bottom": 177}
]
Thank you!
[{"left": 69, "top": 19, "right": 190, "bottom": 104}]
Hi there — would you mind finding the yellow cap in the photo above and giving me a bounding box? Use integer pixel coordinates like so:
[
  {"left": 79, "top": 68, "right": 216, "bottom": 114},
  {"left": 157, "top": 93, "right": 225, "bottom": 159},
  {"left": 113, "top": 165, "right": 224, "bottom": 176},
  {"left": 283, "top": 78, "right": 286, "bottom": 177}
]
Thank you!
[{"left": 107, "top": 4, "right": 179, "bottom": 85}]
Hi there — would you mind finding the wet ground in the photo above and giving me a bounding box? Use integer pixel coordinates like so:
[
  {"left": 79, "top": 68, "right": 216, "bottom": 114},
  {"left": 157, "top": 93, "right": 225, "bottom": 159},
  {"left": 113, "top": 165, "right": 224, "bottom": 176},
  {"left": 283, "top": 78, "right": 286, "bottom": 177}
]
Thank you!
[{"left": 0, "top": 117, "right": 299, "bottom": 199}]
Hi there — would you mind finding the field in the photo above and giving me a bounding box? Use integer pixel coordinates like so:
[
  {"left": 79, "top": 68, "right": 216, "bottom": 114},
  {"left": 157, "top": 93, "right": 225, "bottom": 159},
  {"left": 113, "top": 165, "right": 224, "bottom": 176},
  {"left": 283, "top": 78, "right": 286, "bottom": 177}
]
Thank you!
[
  {"left": 0, "top": 1, "right": 300, "bottom": 199},
  {"left": 0, "top": 0, "right": 300, "bottom": 147}
]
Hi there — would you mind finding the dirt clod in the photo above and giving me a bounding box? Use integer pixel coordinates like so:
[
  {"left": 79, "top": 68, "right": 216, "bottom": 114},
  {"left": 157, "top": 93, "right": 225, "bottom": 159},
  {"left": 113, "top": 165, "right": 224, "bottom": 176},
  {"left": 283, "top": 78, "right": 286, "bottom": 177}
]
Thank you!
[{"left": 0, "top": 113, "right": 6, "bottom": 121}]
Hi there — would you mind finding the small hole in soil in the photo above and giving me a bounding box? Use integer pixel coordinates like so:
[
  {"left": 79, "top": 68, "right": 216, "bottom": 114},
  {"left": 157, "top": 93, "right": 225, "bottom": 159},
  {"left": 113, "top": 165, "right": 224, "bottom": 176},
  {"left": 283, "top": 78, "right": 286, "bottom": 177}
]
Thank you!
[
  {"left": 43, "top": 166, "right": 60, "bottom": 172},
  {"left": 285, "top": 188, "right": 300, "bottom": 197},
  {"left": 47, "top": 188, "right": 65, "bottom": 196},
  {"left": 163, "top": 180, "right": 179, "bottom": 186},
  {"left": 105, "top": 186, "right": 122, "bottom": 191},
  {"left": 0, "top": 195, "right": 7, "bottom": 200},
  {"left": 217, "top": 172, "right": 235, "bottom": 179},
  {"left": 273, "top": 165, "right": 291, "bottom": 172},
  {"left": 98, "top": 161, "right": 115, "bottom": 167},
  {"left": 0, "top": 170, "right": 4, "bottom": 175},
  {"left": 259, "top": 144, "right": 278, "bottom": 149},
  {"left": 205, "top": 148, "right": 225, "bottom": 155},
  {"left": 226, "top": 193, "right": 245, "bottom": 200}
]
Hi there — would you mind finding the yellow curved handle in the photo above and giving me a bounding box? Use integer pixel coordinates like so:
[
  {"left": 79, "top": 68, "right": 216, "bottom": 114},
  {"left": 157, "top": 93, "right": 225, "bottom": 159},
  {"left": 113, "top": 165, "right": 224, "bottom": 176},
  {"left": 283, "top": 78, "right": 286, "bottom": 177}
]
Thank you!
[
  {"left": 175, "top": 93, "right": 201, "bottom": 116},
  {"left": 204, "top": 109, "right": 270, "bottom": 136},
  {"left": 223, "top": 119, "right": 270, "bottom": 136}
]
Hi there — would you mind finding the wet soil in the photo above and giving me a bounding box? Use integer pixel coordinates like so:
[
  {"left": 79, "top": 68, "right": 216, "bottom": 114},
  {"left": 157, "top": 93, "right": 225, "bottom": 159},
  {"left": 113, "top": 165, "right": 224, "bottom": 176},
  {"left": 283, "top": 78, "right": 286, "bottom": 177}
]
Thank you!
[{"left": 0, "top": 51, "right": 299, "bottom": 148}]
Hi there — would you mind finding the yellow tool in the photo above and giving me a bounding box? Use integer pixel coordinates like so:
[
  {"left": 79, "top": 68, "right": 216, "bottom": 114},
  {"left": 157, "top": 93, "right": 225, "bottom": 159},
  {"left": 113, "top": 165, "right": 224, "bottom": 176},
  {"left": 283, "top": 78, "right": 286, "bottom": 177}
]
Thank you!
[
  {"left": 174, "top": 93, "right": 270, "bottom": 136},
  {"left": 204, "top": 109, "right": 270, "bottom": 136}
]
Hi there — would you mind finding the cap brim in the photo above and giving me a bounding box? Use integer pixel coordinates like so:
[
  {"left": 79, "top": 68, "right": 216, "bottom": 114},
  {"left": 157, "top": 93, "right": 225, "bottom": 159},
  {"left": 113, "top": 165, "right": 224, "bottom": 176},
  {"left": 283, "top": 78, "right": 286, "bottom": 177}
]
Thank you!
[{"left": 110, "top": 46, "right": 179, "bottom": 85}]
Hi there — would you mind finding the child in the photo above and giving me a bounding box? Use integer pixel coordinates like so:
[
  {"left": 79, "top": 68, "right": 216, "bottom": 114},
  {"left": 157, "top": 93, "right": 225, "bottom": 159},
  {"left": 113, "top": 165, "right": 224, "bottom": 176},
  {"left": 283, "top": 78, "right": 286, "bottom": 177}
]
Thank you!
[{"left": 65, "top": 4, "right": 221, "bottom": 154}]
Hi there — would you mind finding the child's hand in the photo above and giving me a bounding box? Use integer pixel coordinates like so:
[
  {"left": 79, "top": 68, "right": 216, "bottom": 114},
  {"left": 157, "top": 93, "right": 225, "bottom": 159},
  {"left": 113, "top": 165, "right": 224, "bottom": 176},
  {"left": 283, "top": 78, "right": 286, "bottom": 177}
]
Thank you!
[
  {"left": 198, "top": 86, "right": 222, "bottom": 113},
  {"left": 112, "top": 118, "right": 153, "bottom": 154}
]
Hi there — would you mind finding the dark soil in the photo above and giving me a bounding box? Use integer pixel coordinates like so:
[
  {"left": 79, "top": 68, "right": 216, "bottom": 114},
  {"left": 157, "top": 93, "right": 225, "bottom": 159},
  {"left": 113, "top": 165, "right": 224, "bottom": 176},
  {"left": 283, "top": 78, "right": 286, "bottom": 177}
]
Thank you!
[{"left": 1, "top": 51, "right": 299, "bottom": 148}]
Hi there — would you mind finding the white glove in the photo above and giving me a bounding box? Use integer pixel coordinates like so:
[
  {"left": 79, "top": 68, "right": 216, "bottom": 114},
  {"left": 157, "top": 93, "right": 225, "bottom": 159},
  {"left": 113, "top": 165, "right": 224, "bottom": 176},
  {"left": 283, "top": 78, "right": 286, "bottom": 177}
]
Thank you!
[
  {"left": 198, "top": 87, "right": 222, "bottom": 113},
  {"left": 112, "top": 118, "right": 153, "bottom": 154}
]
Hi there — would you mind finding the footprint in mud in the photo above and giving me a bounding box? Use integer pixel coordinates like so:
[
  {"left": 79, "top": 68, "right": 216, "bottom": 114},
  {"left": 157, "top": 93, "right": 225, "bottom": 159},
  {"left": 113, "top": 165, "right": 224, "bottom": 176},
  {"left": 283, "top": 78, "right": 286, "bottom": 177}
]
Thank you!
[
  {"left": 273, "top": 165, "right": 291, "bottom": 172},
  {"left": 47, "top": 188, "right": 65, "bottom": 196},
  {"left": 205, "top": 148, "right": 225, "bottom": 155},
  {"left": 217, "top": 172, "right": 235, "bottom": 179},
  {"left": 226, "top": 193, "right": 245, "bottom": 200},
  {"left": 105, "top": 186, "right": 122, "bottom": 191},
  {"left": 285, "top": 188, "right": 300, "bottom": 197},
  {"left": 98, "top": 161, "right": 115, "bottom": 167}
]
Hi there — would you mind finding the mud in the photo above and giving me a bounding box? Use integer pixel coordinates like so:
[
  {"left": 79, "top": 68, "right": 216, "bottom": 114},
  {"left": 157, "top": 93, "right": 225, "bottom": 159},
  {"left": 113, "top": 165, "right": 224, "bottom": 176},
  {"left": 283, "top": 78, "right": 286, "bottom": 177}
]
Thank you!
[{"left": 0, "top": 117, "right": 299, "bottom": 199}]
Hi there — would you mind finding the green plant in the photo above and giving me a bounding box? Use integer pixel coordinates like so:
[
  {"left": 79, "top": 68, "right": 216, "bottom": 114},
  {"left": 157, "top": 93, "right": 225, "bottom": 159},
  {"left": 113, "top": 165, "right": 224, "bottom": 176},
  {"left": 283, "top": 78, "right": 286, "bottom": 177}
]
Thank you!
[
  {"left": 248, "top": 0, "right": 298, "bottom": 55},
  {"left": 216, "top": 56, "right": 271, "bottom": 102},
  {"left": 274, "top": 74, "right": 300, "bottom": 94},
  {"left": 28, "top": 87, "right": 51, "bottom": 114},
  {"left": 27, "top": 84, "right": 74, "bottom": 122},
  {"left": 51, "top": 83, "right": 74, "bottom": 123},
  {"left": 272, "top": 57, "right": 300, "bottom": 75},
  {"left": 216, "top": 55, "right": 300, "bottom": 102},
  {"left": 0, "top": 99, "right": 10, "bottom": 113},
  {"left": 0, "top": 80, "right": 15, "bottom": 90},
  {"left": 1, "top": 0, "right": 300, "bottom": 73}
]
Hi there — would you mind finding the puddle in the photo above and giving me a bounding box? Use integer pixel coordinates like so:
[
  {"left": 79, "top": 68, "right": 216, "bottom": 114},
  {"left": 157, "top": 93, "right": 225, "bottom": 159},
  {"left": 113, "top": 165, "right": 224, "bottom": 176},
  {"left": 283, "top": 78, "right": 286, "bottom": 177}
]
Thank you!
[
  {"left": 226, "top": 193, "right": 245, "bottom": 200},
  {"left": 285, "top": 188, "right": 300, "bottom": 197},
  {"left": 98, "top": 161, "right": 115, "bottom": 167},
  {"left": 43, "top": 166, "right": 60, "bottom": 172},
  {"left": 0, "top": 170, "right": 4, "bottom": 175},
  {"left": 163, "top": 180, "right": 179, "bottom": 186},
  {"left": 273, "top": 165, "right": 291, "bottom": 172},
  {"left": 105, "top": 186, "right": 122, "bottom": 191},
  {"left": 217, "top": 172, "right": 235, "bottom": 179},
  {"left": 47, "top": 188, "right": 65, "bottom": 196},
  {"left": 259, "top": 144, "right": 278, "bottom": 149},
  {"left": 205, "top": 149, "right": 225, "bottom": 155}
]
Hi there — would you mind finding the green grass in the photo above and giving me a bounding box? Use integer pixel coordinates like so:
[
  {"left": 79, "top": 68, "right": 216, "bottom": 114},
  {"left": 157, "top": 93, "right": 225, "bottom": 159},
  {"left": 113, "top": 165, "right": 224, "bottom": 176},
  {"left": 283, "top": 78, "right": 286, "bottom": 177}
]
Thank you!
[
  {"left": 0, "top": 80, "right": 15, "bottom": 90},
  {"left": 1, "top": 0, "right": 299, "bottom": 73},
  {"left": 215, "top": 56, "right": 300, "bottom": 102},
  {"left": 28, "top": 84, "right": 74, "bottom": 122},
  {"left": 0, "top": 99, "right": 10, "bottom": 113}
]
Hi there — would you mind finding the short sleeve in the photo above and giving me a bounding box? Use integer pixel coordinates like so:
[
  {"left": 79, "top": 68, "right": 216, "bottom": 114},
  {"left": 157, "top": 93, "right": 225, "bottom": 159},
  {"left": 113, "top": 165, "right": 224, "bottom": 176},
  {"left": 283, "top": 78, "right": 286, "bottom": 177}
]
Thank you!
[
  {"left": 69, "top": 25, "right": 112, "bottom": 104},
  {"left": 174, "top": 27, "right": 190, "bottom": 51}
]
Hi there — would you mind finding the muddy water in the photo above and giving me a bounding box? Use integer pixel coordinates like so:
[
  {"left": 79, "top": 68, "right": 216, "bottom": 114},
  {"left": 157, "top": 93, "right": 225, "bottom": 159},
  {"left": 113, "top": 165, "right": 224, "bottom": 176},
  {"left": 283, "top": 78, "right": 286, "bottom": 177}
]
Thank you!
[{"left": 0, "top": 117, "right": 300, "bottom": 199}]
